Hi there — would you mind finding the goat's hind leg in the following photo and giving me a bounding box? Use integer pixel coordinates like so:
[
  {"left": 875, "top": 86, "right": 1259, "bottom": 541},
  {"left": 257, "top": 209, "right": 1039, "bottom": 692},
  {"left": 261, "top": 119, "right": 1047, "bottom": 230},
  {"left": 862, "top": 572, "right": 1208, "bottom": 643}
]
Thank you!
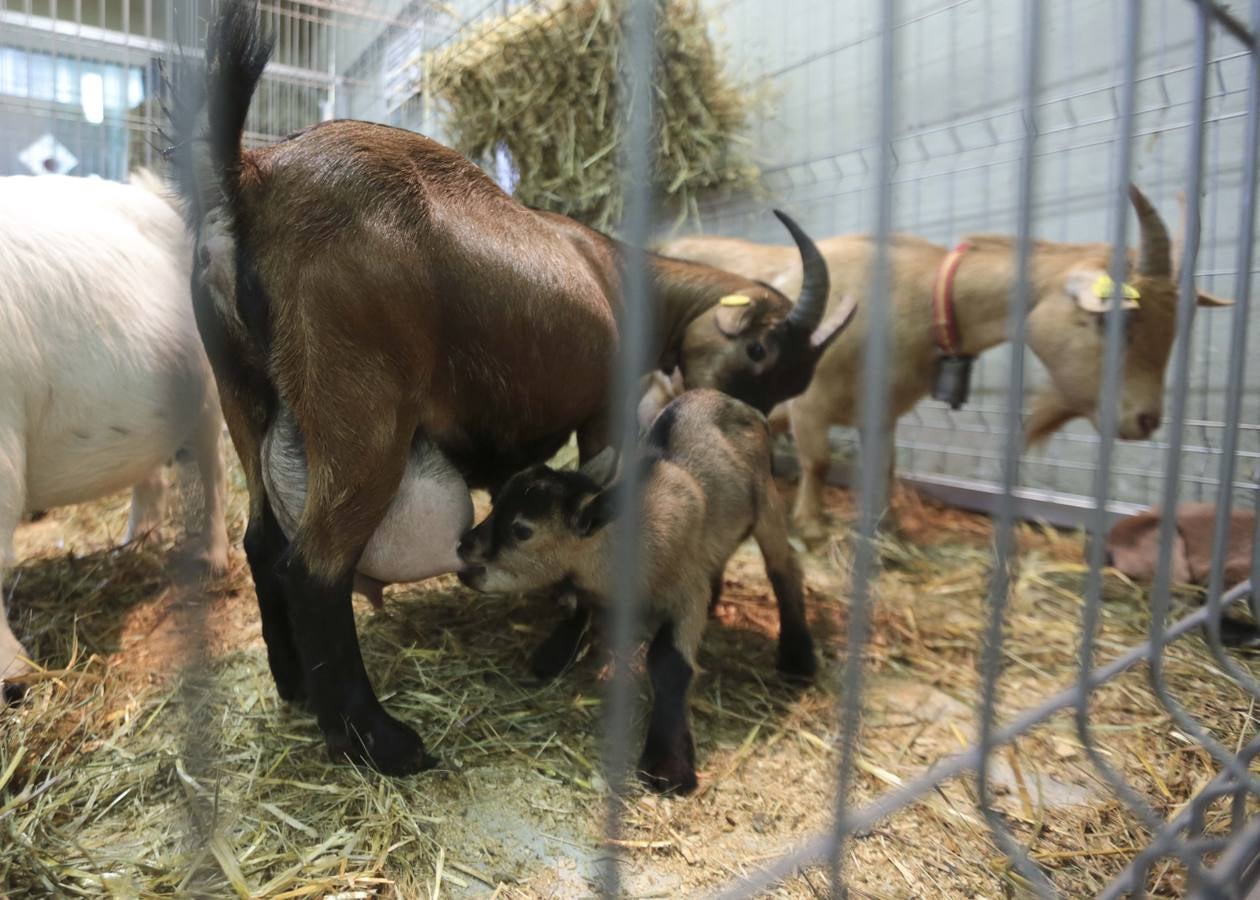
[
  {"left": 639, "top": 616, "right": 700, "bottom": 795},
  {"left": 191, "top": 392, "right": 230, "bottom": 575},
  {"left": 529, "top": 599, "right": 591, "bottom": 682},
  {"left": 218, "top": 390, "right": 304, "bottom": 704},
  {"left": 244, "top": 500, "right": 306, "bottom": 705},
  {"left": 0, "top": 428, "right": 30, "bottom": 703},
  {"left": 125, "top": 467, "right": 167, "bottom": 545},
  {"left": 280, "top": 406, "right": 435, "bottom": 775},
  {"left": 754, "top": 483, "right": 817, "bottom": 682},
  {"left": 708, "top": 569, "right": 724, "bottom": 614}
]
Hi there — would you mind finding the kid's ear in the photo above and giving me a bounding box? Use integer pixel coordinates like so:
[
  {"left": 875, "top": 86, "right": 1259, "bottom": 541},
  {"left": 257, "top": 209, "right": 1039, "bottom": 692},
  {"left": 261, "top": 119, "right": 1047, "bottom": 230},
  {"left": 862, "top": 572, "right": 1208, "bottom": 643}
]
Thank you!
[
  {"left": 579, "top": 446, "right": 619, "bottom": 486},
  {"left": 574, "top": 489, "right": 618, "bottom": 537}
]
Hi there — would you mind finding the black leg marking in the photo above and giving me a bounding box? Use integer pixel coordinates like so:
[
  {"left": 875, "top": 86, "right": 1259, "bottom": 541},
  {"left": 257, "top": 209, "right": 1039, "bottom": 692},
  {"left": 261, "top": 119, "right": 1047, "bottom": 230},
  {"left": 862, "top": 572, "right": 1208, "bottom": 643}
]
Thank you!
[
  {"left": 529, "top": 604, "right": 591, "bottom": 681},
  {"left": 638, "top": 622, "right": 697, "bottom": 795},
  {"left": 278, "top": 554, "right": 435, "bottom": 775},
  {"left": 243, "top": 504, "right": 305, "bottom": 705},
  {"left": 769, "top": 571, "right": 817, "bottom": 682},
  {"left": 708, "top": 571, "right": 725, "bottom": 615}
]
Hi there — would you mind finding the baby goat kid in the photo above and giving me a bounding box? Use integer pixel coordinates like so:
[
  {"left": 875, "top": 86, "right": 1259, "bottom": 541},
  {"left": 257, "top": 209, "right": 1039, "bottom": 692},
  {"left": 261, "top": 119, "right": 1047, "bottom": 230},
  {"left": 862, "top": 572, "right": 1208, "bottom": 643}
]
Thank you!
[{"left": 457, "top": 390, "right": 816, "bottom": 794}]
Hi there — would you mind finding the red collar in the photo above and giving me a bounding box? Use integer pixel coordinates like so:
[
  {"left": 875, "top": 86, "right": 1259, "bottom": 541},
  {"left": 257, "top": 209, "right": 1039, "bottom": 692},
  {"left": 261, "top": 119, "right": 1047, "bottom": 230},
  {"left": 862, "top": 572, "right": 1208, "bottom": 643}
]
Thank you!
[{"left": 932, "top": 242, "right": 972, "bottom": 356}]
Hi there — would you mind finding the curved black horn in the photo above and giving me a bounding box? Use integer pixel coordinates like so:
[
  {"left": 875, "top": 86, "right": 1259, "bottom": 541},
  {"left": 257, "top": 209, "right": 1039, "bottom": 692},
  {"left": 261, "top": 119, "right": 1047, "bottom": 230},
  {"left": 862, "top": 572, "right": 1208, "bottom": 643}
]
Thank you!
[
  {"left": 1128, "top": 184, "right": 1172, "bottom": 279},
  {"left": 774, "top": 210, "right": 831, "bottom": 331}
]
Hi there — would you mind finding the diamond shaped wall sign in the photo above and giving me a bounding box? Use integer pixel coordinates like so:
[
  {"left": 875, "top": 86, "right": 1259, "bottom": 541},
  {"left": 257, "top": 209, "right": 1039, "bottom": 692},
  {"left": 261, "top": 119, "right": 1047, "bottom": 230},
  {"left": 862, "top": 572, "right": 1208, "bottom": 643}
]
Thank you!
[{"left": 17, "top": 134, "right": 79, "bottom": 176}]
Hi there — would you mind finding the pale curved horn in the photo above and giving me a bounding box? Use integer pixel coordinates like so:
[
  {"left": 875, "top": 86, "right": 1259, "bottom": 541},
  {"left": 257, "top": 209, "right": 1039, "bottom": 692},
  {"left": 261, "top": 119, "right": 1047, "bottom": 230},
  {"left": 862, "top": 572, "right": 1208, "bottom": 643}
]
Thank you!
[
  {"left": 1129, "top": 184, "right": 1172, "bottom": 278},
  {"left": 774, "top": 210, "right": 831, "bottom": 331}
]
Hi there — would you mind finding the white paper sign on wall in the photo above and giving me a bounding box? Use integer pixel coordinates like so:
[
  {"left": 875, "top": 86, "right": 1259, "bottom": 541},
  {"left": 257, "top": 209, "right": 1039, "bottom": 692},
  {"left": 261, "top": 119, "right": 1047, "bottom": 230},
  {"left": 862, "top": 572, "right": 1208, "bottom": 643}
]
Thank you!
[{"left": 18, "top": 134, "right": 79, "bottom": 176}]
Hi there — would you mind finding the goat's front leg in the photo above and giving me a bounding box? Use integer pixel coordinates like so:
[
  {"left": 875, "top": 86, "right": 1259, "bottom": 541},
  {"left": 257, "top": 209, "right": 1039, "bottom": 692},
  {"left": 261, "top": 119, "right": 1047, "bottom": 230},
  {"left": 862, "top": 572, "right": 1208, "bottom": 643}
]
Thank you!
[
  {"left": 788, "top": 398, "right": 831, "bottom": 542},
  {"left": 639, "top": 613, "right": 701, "bottom": 795},
  {"left": 529, "top": 599, "right": 591, "bottom": 681},
  {"left": 532, "top": 419, "right": 619, "bottom": 681},
  {"left": 281, "top": 409, "right": 434, "bottom": 775},
  {"left": 753, "top": 483, "right": 817, "bottom": 682},
  {"left": 876, "top": 424, "right": 900, "bottom": 535}
]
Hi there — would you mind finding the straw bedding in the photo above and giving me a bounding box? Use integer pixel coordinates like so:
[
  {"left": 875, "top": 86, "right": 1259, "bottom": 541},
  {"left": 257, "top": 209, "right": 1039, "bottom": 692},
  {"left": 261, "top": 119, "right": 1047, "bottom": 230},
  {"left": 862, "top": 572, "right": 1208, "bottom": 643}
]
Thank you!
[{"left": 2, "top": 455, "right": 1257, "bottom": 897}]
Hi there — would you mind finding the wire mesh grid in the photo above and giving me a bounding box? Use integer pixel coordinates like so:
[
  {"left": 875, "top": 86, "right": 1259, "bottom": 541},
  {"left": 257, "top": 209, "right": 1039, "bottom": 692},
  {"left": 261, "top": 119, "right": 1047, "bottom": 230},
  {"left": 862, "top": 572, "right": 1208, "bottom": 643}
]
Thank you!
[
  {"left": 683, "top": 1, "right": 1260, "bottom": 895},
  {"left": 3, "top": 0, "right": 1259, "bottom": 896}
]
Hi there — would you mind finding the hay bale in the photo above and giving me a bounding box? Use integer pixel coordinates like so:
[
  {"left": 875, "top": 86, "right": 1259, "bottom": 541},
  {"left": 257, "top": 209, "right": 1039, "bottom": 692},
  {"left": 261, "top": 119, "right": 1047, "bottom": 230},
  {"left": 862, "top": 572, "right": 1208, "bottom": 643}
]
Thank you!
[{"left": 423, "top": 0, "right": 759, "bottom": 231}]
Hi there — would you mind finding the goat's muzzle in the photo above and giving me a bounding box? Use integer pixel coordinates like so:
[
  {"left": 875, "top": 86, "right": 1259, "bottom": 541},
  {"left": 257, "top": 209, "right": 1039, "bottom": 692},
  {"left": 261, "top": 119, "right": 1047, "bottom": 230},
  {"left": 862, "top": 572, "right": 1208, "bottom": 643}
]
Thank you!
[
  {"left": 457, "top": 564, "right": 487, "bottom": 589},
  {"left": 456, "top": 530, "right": 488, "bottom": 588}
]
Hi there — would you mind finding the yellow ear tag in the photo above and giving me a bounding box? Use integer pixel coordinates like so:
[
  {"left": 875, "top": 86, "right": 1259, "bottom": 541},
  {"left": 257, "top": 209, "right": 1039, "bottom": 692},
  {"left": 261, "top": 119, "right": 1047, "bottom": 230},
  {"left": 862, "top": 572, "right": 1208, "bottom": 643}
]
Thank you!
[
  {"left": 1092, "top": 274, "right": 1141, "bottom": 307},
  {"left": 719, "top": 294, "right": 752, "bottom": 307}
]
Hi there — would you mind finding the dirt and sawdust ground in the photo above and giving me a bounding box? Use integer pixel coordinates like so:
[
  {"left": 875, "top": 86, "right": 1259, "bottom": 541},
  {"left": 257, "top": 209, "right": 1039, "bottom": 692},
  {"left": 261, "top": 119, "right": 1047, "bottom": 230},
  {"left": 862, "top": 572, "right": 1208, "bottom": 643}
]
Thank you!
[{"left": 2, "top": 457, "right": 1258, "bottom": 898}]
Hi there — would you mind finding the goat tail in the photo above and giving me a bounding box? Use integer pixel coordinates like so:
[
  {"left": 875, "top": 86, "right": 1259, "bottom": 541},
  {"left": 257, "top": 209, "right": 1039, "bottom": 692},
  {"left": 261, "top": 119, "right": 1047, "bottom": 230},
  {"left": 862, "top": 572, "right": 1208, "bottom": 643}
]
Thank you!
[
  {"left": 205, "top": 0, "right": 272, "bottom": 210},
  {"left": 163, "top": 0, "right": 271, "bottom": 228}
]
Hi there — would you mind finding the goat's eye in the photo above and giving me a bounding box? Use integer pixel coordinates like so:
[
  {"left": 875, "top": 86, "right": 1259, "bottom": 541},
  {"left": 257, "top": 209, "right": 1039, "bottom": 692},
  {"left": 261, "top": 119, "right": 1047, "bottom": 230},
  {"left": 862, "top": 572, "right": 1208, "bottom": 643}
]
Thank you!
[
  {"left": 512, "top": 522, "right": 533, "bottom": 542},
  {"left": 746, "top": 341, "right": 766, "bottom": 362}
]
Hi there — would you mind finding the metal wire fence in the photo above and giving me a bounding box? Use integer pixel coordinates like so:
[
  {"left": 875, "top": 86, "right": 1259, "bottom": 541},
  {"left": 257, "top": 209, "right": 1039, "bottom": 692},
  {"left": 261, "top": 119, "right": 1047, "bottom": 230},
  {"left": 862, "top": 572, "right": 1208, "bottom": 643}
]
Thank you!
[
  {"left": 4, "top": 0, "right": 1259, "bottom": 895},
  {"left": 683, "top": 1, "right": 1260, "bottom": 895},
  {"left": 692, "top": 0, "right": 1260, "bottom": 523},
  {"left": 580, "top": 0, "right": 1260, "bottom": 894}
]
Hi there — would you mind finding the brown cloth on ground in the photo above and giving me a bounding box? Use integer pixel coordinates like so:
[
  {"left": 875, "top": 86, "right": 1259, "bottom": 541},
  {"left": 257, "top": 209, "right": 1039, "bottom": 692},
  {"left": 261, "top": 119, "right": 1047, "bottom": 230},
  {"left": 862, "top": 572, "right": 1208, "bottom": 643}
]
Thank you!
[{"left": 1107, "top": 502, "right": 1255, "bottom": 590}]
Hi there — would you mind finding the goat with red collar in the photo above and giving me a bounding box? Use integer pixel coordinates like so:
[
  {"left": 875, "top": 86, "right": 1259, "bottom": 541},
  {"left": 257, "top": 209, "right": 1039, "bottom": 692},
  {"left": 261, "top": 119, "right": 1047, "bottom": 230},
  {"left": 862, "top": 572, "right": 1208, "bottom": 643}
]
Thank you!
[{"left": 658, "top": 191, "right": 1234, "bottom": 538}]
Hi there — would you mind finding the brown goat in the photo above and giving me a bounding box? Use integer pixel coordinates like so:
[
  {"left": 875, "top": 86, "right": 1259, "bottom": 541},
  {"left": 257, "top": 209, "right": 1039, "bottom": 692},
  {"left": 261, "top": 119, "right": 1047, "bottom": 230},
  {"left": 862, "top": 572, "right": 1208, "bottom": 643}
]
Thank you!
[
  {"left": 1107, "top": 503, "right": 1256, "bottom": 590},
  {"left": 170, "top": 2, "right": 853, "bottom": 773},
  {"left": 658, "top": 195, "right": 1232, "bottom": 538},
  {"left": 457, "top": 389, "right": 814, "bottom": 794}
]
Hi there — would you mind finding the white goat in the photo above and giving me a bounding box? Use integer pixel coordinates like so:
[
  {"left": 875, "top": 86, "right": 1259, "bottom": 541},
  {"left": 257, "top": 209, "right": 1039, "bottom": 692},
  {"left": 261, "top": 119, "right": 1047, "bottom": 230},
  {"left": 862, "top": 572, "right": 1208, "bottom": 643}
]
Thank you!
[{"left": 0, "top": 172, "right": 229, "bottom": 693}]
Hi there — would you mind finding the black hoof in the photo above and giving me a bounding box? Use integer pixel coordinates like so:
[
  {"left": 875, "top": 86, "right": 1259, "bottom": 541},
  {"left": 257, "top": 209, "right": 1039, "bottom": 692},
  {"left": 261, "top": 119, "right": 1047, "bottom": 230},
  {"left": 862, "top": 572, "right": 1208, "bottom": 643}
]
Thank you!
[
  {"left": 638, "top": 735, "right": 698, "bottom": 795},
  {"left": 528, "top": 644, "right": 577, "bottom": 682},
  {"left": 2, "top": 680, "right": 28, "bottom": 706},
  {"left": 325, "top": 711, "right": 436, "bottom": 776},
  {"left": 777, "top": 629, "right": 818, "bottom": 684},
  {"left": 637, "top": 755, "right": 698, "bottom": 796}
]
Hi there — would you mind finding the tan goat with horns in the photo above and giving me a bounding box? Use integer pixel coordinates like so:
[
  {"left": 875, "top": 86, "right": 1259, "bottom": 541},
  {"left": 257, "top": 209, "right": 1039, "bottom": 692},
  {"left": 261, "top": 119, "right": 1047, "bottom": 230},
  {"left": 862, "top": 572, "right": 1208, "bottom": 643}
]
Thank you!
[{"left": 658, "top": 188, "right": 1233, "bottom": 537}]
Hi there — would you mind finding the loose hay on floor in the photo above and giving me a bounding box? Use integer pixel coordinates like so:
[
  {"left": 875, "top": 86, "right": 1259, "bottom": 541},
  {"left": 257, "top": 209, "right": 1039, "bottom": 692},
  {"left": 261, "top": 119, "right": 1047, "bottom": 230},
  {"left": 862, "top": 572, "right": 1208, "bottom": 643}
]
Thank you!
[{"left": 3, "top": 471, "right": 1259, "bottom": 897}]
